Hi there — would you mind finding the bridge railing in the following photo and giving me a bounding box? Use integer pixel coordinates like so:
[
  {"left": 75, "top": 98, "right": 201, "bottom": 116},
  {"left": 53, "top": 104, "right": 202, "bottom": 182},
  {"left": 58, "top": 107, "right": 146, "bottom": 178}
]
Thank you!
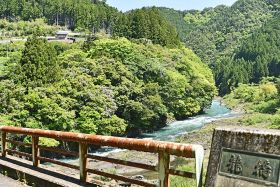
[{"left": 0, "top": 126, "right": 204, "bottom": 187}]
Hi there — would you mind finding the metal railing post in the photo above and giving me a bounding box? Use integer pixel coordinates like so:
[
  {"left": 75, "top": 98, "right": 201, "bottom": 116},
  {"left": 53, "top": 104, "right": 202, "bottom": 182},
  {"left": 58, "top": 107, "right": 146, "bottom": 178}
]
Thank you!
[
  {"left": 158, "top": 151, "right": 170, "bottom": 187},
  {"left": 1, "top": 132, "right": 6, "bottom": 157},
  {"left": 32, "top": 136, "right": 39, "bottom": 167},
  {"left": 79, "top": 142, "right": 88, "bottom": 182}
]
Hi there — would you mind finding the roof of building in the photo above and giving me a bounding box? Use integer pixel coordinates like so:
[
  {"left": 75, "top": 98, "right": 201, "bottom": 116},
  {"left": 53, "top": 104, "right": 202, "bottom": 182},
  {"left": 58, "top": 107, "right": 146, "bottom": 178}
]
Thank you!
[{"left": 56, "top": 30, "right": 70, "bottom": 35}]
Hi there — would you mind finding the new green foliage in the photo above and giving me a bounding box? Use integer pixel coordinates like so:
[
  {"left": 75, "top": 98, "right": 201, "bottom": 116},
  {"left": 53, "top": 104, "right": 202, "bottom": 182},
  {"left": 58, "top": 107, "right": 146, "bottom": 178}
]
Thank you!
[
  {"left": 0, "top": 18, "right": 58, "bottom": 38},
  {"left": 0, "top": 37, "right": 215, "bottom": 136},
  {"left": 224, "top": 78, "right": 280, "bottom": 129},
  {"left": 87, "top": 38, "right": 215, "bottom": 123},
  {"left": 185, "top": 0, "right": 275, "bottom": 65}
]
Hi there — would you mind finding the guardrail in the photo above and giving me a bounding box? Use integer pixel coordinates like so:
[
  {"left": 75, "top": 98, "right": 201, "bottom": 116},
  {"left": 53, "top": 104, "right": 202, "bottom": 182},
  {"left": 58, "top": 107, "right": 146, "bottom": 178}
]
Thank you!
[{"left": 0, "top": 126, "right": 204, "bottom": 187}]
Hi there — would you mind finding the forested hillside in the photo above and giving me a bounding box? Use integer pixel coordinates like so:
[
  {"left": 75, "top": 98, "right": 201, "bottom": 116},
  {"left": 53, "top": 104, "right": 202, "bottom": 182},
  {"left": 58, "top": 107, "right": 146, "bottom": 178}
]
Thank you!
[
  {"left": 113, "top": 7, "right": 180, "bottom": 47},
  {"left": 185, "top": 0, "right": 276, "bottom": 65},
  {"left": 156, "top": 0, "right": 279, "bottom": 94},
  {"left": 155, "top": 6, "right": 227, "bottom": 41},
  {"left": 1, "top": 0, "right": 280, "bottom": 95},
  {"left": 0, "top": 0, "right": 116, "bottom": 31},
  {"left": 145, "top": 0, "right": 279, "bottom": 94},
  {"left": 215, "top": 14, "right": 280, "bottom": 94},
  {"left": 0, "top": 37, "right": 215, "bottom": 136},
  {"left": 155, "top": 7, "right": 189, "bottom": 41},
  {"left": 0, "top": 0, "right": 180, "bottom": 47}
]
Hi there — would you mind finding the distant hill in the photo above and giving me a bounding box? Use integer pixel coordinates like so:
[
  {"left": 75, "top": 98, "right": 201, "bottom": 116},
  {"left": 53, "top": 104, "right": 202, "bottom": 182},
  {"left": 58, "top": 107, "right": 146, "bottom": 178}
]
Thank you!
[
  {"left": 155, "top": 0, "right": 279, "bottom": 94},
  {"left": 155, "top": 6, "right": 227, "bottom": 41},
  {"left": 184, "top": 0, "right": 277, "bottom": 65},
  {"left": 150, "top": 0, "right": 278, "bottom": 64},
  {"left": 215, "top": 13, "right": 280, "bottom": 94},
  {"left": 154, "top": 7, "right": 189, "bottom": 41},
  {"left": 0, "top": 0, "right": 180, "bottom": 47}
]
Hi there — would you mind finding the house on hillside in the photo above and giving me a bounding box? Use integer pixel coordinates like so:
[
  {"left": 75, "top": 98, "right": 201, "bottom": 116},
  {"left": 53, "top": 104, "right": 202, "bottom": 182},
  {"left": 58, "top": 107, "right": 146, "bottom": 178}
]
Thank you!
[
  {"left": 47, "top": 30, "right": 83, "bottom": 43},
  {"left": 56, "top": 31, "right": 70, "bottom": 40}
]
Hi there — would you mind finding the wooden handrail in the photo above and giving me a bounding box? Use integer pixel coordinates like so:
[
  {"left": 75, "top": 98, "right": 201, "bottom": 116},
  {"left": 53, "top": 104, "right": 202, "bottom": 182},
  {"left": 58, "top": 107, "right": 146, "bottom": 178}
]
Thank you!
[{"left": 0, "top": 126, "right": 204, "bottom": 187}]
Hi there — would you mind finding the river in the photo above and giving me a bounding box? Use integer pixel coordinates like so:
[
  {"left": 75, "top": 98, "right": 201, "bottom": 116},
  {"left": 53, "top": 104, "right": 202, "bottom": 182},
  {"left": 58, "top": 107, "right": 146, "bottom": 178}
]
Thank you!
[
  {"left": 140, "top": 99, "right": 234, "bottom": 141},
  {"left": 93, "top": 99, "right": 237, "bottom": 156},
  {"left": 58, "top": 99, "right": 237, "bottom": 163}
]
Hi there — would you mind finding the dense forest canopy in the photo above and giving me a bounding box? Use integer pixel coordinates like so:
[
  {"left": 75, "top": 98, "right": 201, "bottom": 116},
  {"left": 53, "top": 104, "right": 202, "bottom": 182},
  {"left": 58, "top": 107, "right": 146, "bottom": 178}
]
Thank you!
[
  {"left": 0, "top": 0, "right": 181, "bottom": 47},
  {"left": 0, "top": 36, "right": 215, "bottom": 136},
  {"left": 113, "top": 7, "right": 180, "bottom": 47},
  {"left": 184, "top": 0, "right": 276, "bottom": 65},
  {"left": 2, "top": 0, "right": 279, "bottom": 71},
  {"left": 141, "top": 0, "right": 279, "bottom": 94},
  {"left": 0, "top": 0, "right": 113, "bottom": 30},
  {"left": 178, "top": 0, "right": 279, "bottom": 94},
  {"left": 215, "top": 14, "right": 280, "bottom": 94}
]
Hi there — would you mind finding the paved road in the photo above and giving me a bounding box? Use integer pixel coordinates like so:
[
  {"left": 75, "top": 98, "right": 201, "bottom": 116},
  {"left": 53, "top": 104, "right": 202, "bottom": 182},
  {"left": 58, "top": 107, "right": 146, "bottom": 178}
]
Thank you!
[
  {"left": 0, "top": 38, "right": 27, "bottom": 44},
  {"left": 0, "top": 174, "right": 27, "bottom": 187}
]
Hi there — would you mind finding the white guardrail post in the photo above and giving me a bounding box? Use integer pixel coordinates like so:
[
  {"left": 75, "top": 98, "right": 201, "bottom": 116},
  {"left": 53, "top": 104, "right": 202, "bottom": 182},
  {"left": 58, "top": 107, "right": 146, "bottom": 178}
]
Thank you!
[{"left": 194, "top": 145, "right": 204, "bottom": 187}]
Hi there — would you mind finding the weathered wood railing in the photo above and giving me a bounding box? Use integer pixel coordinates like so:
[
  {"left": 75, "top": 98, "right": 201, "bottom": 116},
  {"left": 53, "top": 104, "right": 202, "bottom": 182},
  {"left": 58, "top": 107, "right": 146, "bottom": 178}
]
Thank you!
[{"left": 0, "top": 126, "right": 204, "bottom": 187}]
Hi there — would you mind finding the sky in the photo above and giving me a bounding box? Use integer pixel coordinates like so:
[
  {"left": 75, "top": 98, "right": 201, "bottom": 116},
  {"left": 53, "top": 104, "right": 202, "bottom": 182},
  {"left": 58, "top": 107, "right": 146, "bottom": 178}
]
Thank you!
[{"left": 106, "top": 0, "right": 238, "bottom": 12}]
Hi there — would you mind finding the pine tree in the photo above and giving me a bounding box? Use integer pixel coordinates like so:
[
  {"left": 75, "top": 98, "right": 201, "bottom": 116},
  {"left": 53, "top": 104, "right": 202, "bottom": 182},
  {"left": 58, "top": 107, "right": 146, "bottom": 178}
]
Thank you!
[{"left": 19, "top": 36, "right": 61, "bottom": 87}]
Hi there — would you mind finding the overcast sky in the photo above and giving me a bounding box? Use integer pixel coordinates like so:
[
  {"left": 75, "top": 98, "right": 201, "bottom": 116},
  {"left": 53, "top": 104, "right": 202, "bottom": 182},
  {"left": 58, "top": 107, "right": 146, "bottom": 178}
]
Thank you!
[{"left": 106, "top": 0, "right": 238, "bottom": 12}]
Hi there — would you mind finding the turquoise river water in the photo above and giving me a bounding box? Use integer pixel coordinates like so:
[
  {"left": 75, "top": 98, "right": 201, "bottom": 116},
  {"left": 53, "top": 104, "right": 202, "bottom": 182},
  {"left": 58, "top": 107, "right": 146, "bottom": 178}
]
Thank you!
[
  {"left": 93, "top": 99, "right": 237, "bottom": 156},
  {"left": 57, "top": 99, "right": 237, "bottom": 162}
]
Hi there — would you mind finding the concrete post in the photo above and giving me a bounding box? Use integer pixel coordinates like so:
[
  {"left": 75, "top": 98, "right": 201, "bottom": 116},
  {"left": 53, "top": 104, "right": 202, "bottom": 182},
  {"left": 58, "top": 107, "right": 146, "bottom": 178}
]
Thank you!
[
  {"left": 194, "top": 145, "right": 204, "bottom": 187},
  {"left": 158, "top": 151, "right": 170, "bottom": 187}
]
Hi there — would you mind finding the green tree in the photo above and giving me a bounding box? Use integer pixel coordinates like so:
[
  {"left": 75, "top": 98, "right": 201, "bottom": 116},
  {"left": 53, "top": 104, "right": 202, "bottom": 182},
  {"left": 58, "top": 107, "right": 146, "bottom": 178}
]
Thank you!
[
  {"left": 114, "top": 8, "right": 180, "bottom": 47},
  {"left": 18, "top": 36, "right": 61, "bottom": 87}
]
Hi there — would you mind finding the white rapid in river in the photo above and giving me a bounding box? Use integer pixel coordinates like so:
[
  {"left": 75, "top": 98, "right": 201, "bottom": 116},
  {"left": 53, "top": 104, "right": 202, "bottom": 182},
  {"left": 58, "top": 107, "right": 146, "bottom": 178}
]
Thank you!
[
  {"left": 141, "top": 99, "right": 236, "bottom": 141},
  {"left": 57, "top": 99, "right": 238, "bottom": 161},
  {"left": 92, "top": 99, "right": 238, "bottom": 156}
]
